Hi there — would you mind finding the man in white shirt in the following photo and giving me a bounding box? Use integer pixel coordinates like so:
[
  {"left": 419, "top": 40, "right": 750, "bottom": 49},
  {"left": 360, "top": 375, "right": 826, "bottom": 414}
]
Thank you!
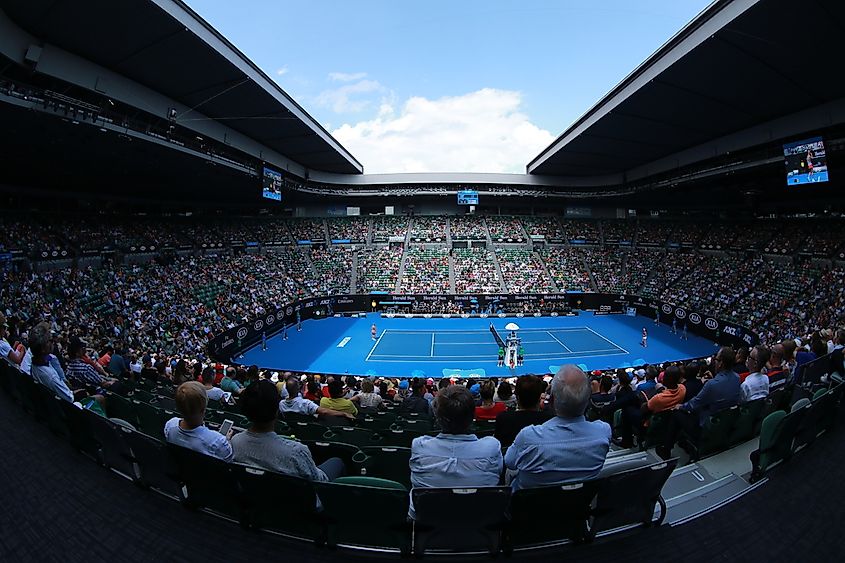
[
  {"left": 164, "top": 381, "right": 233, "bottom": 461},
  {"left": 27, "top": 322, "right": 74, "bottom": 403},
  {"left": 741, "top": 345, "right": 770, "bottom": 403}
]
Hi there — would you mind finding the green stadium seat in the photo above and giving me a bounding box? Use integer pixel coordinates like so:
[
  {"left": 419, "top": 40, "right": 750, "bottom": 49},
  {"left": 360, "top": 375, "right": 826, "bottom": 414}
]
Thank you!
[
  {"left": 233, "top": 464, "right": 324, "bottom": 542},
  {"left": 359, "top": 446, "right": 412, "bottom": 488},
  {"left": 121, "top": 429, "right": 181, "bottom": 498},
  {"left": 375, "top": 428, "right": 422, "bottom": 448},
  {"left": 506, "top": 481, "right": 597, "bottom": 548},
  {"left": 302, "top": 440, "right": 364, "bottom": 473},
  {"left": 818, "top": 381, "right": 844, "bottom": 434},
  {"left": 167, "top": 444, "right": 241, "bottom": 520},
  {"left": 316, "top": 477, "right": 410, "bottom": 554},
  {"left": 289, "top": 421, "right": 330, "bottom": 442},
  {"left": 639, "top": 410, "right": 672, "bottom": 451},
  {"left": 320, "top": 426, "right": 377, "bottom": 448},
  {"left": 57, "top": 399, "right": 100, "bottom": 459},
  {"left": 793, "top": 391, "right": 828, "bottom": 452},
  {"left": 688, "top": 405, "right": 740, "bottom": 460},
  {"left": 750, "top": 405, "right": 807, "bottom": 482},
  {"left": 591, "top": 458, "right": 678, "bottom": 535},
  {"left": 727, "top": 399, "right": 765, "bottom": 446},
  {"left": 105, "top": 392, "right": 140, "bottom": 428},
  {"left": 413, "top": 487, "right": 511, "bottom": 556},
  {"left": 30, "top": 383, "right": 71, "bottom": 438},
  {"left": 84, "top": 410, "right": 136, "bottom": 478}
]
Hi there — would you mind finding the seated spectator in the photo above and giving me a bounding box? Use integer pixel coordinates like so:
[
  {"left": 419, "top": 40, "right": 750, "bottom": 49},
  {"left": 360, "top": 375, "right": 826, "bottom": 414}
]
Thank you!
[
  {"left": 505, "top": 365, "right": 611, "bottom": 490},
  {"left": 232, "top": 380, "right": 344, "bottom": 481},
  {"left": 303, "top": 380, "right": 322, "bottom": 403},
  {"left": 766, "top": 344, "right": 788, "bottom": 390},
  {"left": 0, "top": 313, "right": 25, "bottom": 365},
  {"left": 741, "top": 345, "right": 770, "bottom": 403},
  {"left": 279, "top": 378, "right": 354, "bottom": 420},
  {"left": 164, "top": 381, "right": 233, "bottom": 462},
  {"left": 320, "top": 378, "right": 358, "bottom": 417},
  {"left": 681, "top": 362, "right": 704, "bottom": 401},
  {"left": 409, "top": 385, "right": 503, "bottom": 518},
  {"left": 493, "top": 381, "right": 517, "bottom": 409},
  {"left": 495, "top": 375, "right": 552, "bottom": 449},
  {"left": 660, "top": 347, "right": 741, "bottom": 459},
  {"left": 65, "top": 336, "right": 123, "bottom": 395},
  {"left": 201, "top": 366, "right": 225, "bottom": 402},
  {"left": 140, "top": 355, "right": 162, "bottom": 383},
  {"left": 645, "top": 366, "right": 686, "bottom": 414},
  {"left": 475, "top": 381, "right": 507, "bottom": 420},
  {"left": 351, "top": 379, "right": 384, "bottom": 410},
  {"left": 220, "top": 366, "right": 245, "bottom": 395},
  {"left": 590, "top": 375, "right": 615, "bottom": 413},
  {"left": 401, "top": 379, "right": 432, "bottom": 415},
  {"left": 734, "top": 348, "right": 750, "bottom": 380},
  {"left": 28, "top": 322, "right": 74, "bottom": 404}
]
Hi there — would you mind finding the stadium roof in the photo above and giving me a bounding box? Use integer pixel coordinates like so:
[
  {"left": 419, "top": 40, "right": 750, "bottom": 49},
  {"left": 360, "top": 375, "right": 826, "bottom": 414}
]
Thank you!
[
  {"left": 527, "top": 0, "right": 845, "bottom": 180},
  {"left": 0, "top": 0, "right": 363, "bottom": 174}
]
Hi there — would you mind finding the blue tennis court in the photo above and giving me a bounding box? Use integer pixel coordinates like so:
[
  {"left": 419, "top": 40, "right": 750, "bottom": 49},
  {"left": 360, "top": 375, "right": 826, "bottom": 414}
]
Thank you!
[
  {"left": 239, "top": 311, "right": 716, "bottom": 378},
  {"left": 367, "top": 327, "right": 626, "bottom": 363}
]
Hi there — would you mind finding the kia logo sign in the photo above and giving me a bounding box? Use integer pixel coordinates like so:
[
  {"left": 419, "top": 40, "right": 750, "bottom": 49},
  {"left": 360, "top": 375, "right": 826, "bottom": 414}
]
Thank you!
[
  {"left": 254, "top": 320, "right": 264, "bottom": 331},
  {"left": 266, "top": 314, "right": 275, "bottom": 325},
  {"left": 675, "top": 308, "right": 686, "bottom": 319},
  {"left": 689, "top": 313, "right": 702, "bottom": 325},
  {"left": 236, "top": 327, "right": 248, "bottom": 340},
  {"left": 661, "top": 304, "right": 673, "bottom": 314},
  {"left": 704, "top": 318, "right": 718, "bottom": 330}
]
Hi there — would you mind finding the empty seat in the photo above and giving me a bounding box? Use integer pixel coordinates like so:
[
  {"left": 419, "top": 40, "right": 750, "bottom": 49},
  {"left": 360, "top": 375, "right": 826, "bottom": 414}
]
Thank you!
[
  {"left": 316, "top": 477, "right": 410, "bottom": 553},
  {"left": 84, "top": 410, "right": 136, "bottom": 478},
  {"left": 727, "top": 399, "right": 765, "bottom": 446},
  {"left": 688, "top": 405, "right": 740, "bottom": 460},
  {"left": 360, "top": 446, "right": 412, "bottom": 489},
  {"left": 413, "top": 487, "right": 511, "bottom": 556},
  {"left": 506, "top": 481, "right": 597, "bottom": 548},
  {"left": 591, "top": 458, "right": 678, "bottom": 535},
  {"left": 121, "top": 429, "right": 181, "bottom": 498},
  {"left": 167, "top": 444, "right": 241, "bottom": 520},
  {"left": 750, "top": 406, "right": 807, "bottom": 481}
]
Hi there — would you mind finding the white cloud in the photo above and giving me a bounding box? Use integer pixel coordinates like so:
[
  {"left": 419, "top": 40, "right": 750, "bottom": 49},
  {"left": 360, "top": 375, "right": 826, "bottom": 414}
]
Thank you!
[
  {"left": 328, "top": 71, "right": 367, "bottom": 82},
  {"left": 331, "top": 88, "right": 555, "bottom": 173},
  {"left": 275, "top": 66, "right": 289, "bottom": 76},
  {"left": 315, "top": 79, "right": 384, "bottom": 114}
]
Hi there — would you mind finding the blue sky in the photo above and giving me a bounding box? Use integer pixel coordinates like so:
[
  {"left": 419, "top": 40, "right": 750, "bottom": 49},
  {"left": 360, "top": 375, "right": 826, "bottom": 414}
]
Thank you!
[{"left": 186, "top": 0, "right": 712, "bottom": 173}]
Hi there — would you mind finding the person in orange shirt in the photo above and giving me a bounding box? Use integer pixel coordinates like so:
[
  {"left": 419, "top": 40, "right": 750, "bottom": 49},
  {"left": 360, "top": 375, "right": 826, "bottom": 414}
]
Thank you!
[{"left": 645, "top": 365, "right": 686, "bottom": 414}]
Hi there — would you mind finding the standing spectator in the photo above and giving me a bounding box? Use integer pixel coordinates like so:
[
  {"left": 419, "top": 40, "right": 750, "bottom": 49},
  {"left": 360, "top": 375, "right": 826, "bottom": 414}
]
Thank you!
[
  {"left": 495, "top": 375, "right": 552, "bottom": 449},
  {"left": 409, "top": 385, "right": 502, "bottom": 518},
  {"left": 164, "top": 381, "right": 233, "bottom": 461},
  {"left": 505, "top": 365, "right": 611, "bottom": 490},
  {"left": 741, "top": 345, "right": 770, "bottom": 403}
]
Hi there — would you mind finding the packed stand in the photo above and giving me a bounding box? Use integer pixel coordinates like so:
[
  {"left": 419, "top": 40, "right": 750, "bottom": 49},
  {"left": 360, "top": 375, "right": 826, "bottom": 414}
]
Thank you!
[
  {"left": 638, "top": 252, "right": 698, "bottom": 299},
  {"left": 600, "top": 220, "right": 636, "bottom": 245},
  {"left": 539, "top": 248, "right": 591, "bottom": 291},
  {"left": 371, "top": 216, "right": 409, "bottom": 243},
  {"left": 449, "top": 215, "right": 487, "bottom": 240},
  {"left": 287, "top": 219, "right": 326, "bottom": 243},
  {"left": 309, "top": 248, "right": 353, "bottom": 295},
  {"left": 636, "top": 222, "right": 673, "bottom": 247},
  {"left": 401, "top": 247, "right": 450, "bottom": 293},
  {"left": 453, "top": 248, "right": 501, "bottom": 293},
  {"left": 357, "top": 248, "right": 403, "bottom": 292},
  {"left": 485, "top": 216, "right": 525, "bottom": 243},
  {"left": 496, "top": 249, "right": 555, "bottom": 293},
  {"left": 560, "top": 220, "right": 601, "bottom": 244},
  {"left": 520, "top": 216, "right": 565, "bottom": 242},
  {"left": 328, "top": 217, "right": 368, "bottom": 243},
  {"left": 409, "top": 217, "right": 447, "bottom": 242},
  {"left": 583, "top": 250, "right": 627, "bottom": 293}
]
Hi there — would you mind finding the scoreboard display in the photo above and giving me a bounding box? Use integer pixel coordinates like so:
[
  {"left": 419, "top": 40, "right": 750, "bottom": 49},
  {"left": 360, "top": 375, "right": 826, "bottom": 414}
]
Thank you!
[{"left": 457, "top": 190, "right": 479, "bottom": 205}]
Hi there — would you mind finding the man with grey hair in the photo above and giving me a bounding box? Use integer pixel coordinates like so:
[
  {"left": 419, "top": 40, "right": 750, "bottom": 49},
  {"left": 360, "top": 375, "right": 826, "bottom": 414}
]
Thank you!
[{"left": 504, "top": 365, "right": 611, "bottom": 490}]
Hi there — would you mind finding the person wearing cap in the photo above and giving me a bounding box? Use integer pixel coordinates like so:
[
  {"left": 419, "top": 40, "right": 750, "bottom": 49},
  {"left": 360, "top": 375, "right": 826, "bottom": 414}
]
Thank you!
[
  {"left": 0, "top": 313, "right": 26, "bottom": 366},
  {"left": 505, "top": 365, "right": 611, "bottom": 491}
]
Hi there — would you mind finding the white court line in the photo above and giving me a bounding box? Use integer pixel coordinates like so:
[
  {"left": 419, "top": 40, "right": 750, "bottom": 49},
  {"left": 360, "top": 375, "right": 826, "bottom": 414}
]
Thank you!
[
  {"left": 430, "top": 333, "right": 435, "bottom": 357},
  {"left": 365, "top": 331, "right": 387, "bottom": 361},
  {"left": 434, "top": 340, "right": 559, "bottom": 345},
  {"left": 546, "top": 331, "right": 573, "bottom": 353},
  {"left": 384, "top": 327, "right": 592, "bottom": 334},
  {"left": 369, "top": 347, "right": 623, "bottom": 359},
  {"left": 583, "top": 326, "right": 629, "bottom": 354},
  {"left": 367, "top": 350, "right": 629, "bottom": 363}
]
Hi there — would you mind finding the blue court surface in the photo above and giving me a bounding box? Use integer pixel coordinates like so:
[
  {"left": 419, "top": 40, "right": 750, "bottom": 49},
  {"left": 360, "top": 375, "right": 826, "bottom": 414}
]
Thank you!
[{"left": 239, "top": 312, "right": 716, "bottom": 378}]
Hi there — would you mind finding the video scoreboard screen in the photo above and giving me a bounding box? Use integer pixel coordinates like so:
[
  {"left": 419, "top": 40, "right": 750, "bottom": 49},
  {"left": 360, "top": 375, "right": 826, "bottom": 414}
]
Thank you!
[
  {"left": 784, "top": 137, "right": 829, "bottom": 185},
  {"left": 262, "top": 166, "right": 283, "bottom": 201},
  {"left": 457, "top": 190, "right": 479, "bottom": 205}
]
